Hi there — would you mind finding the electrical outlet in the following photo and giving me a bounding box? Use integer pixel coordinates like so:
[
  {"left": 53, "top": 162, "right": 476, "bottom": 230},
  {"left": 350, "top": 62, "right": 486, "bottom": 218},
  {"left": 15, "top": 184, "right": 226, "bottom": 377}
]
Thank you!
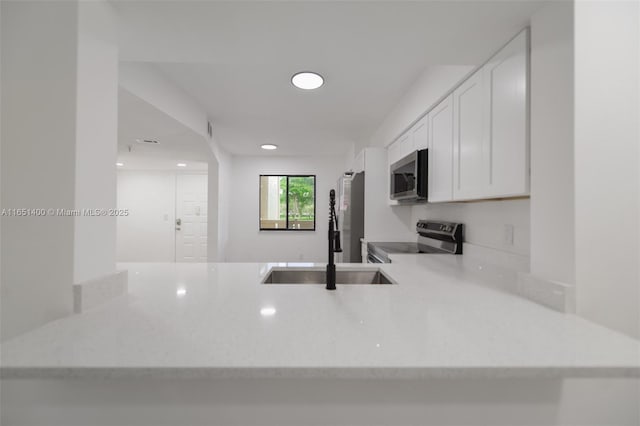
[{"left": 504, "top": 224, "right": 514, "bottom": 245}]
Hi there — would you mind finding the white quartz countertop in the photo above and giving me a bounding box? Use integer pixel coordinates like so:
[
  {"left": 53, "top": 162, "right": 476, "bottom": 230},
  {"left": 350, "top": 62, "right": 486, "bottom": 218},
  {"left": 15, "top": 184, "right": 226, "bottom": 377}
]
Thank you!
[{"left": 2, "top": 258, "right": 639, "bottom": 379}]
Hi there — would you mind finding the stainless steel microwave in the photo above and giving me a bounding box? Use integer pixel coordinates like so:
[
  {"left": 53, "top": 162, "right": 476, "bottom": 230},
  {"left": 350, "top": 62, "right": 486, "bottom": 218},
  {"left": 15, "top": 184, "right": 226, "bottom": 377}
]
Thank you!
[{"left": 389, "top": 149, "right": 428, "bottom": 201}]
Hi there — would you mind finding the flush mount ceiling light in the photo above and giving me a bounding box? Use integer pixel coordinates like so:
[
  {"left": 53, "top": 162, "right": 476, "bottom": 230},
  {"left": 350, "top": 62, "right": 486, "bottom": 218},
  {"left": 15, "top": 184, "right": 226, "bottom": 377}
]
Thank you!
[
  {"left": 291, "top": 71, "right": 324, "bottom": 90},
  {"left": 116, "top": 162, "right": 124, "bottom": 167},
  {"left": 261, "top": 144, "right": 278, "bottom": 150},
  {"left": 260, "top": 306, "right": 277, "bottom": 317},
  {"left": 176, "top": 163, "right": 187, "bottom": 167}
]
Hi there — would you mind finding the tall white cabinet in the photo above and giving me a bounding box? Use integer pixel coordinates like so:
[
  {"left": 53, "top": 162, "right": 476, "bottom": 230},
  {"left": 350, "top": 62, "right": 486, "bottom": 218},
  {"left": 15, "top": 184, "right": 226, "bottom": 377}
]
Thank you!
[
  {"left": 452, "top": 70, "right": 488, "bottom": 200},
  {"left": 453, "top": 29, "right": 529, "bottom": 201},
  {"left": 427, "top": 94, "right": 454, "bottom": 202},
  {"left": 483, "top": 30, "right": 529, "bottom": 198}
]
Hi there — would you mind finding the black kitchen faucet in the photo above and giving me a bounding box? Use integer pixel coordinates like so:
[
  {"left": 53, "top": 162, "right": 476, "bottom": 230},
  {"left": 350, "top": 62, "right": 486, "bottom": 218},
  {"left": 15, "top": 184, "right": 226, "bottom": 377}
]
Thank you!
[{"left": 326, "top": 189, "right": 342, "bottom": 290}]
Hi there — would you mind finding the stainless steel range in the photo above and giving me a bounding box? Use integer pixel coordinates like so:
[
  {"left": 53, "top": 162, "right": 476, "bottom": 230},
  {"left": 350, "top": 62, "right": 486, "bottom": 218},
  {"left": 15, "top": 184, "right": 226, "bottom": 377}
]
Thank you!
[{"left": 367, "top": 220, "right": 463, "bottom": 263}]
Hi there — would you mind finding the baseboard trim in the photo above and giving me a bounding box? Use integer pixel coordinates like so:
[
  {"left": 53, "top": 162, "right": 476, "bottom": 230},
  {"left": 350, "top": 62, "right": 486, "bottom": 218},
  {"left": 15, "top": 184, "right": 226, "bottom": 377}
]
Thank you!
[
  {"left": 73, "top": 270, "right": 128, "bottom": 313},
  {"left": 517, "top": 272, "right": 575, "bottom": 313}
]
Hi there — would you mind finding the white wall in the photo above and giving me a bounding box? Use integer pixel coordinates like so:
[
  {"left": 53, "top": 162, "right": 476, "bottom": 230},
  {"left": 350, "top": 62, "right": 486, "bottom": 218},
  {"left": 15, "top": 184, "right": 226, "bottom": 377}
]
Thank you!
[
  {"left": 0, "top": 0, "right": 120, "bottom": 340},
  {"left": 1, "top": 1, "right": 77, "bottom": 341},
  {"left": 74, "top": 1, "right": 119, "bottom": 284},
  {"left": 529, "top": 1, "right": 575, "bottom": 286},
  {"left": 117, "top": 171, "right": 177, "bottom": 262},
  {"left": 207, "top": 158, "right": 220, "bottom": 261},
  {"left": 119, "top": 62, "right": 209, "bottom": 139},
  {"left": 226, "top": 155, "right": 344, "bottom": 262},
  {"left": 574, "top": 0, "right": 640, "bottom": 338},
  {"left": 215, "top": 149, "right": 232, "bottom": 261},
  {"left": 365, "top": 65, "right": 473, "bottom": 150}
]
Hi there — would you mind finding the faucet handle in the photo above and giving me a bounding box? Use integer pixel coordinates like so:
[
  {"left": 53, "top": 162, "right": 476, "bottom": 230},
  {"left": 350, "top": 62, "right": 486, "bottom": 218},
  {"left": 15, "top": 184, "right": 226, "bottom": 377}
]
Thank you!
[{"left": 334, "top": 231, "right": 343, "bottom": 253}]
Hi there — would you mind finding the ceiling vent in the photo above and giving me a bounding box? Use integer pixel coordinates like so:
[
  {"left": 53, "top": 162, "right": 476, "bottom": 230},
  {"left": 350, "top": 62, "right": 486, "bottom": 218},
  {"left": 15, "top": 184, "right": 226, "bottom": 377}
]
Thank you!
[{"left": 136, "top": 139, "right": 159, "bottom": 145}]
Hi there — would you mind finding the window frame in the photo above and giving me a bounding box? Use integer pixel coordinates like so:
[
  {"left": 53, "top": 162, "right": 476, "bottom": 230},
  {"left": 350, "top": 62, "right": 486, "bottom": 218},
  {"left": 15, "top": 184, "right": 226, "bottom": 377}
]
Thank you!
[{"left": 259, "top": 174, "right": 317, "bottom": 232}]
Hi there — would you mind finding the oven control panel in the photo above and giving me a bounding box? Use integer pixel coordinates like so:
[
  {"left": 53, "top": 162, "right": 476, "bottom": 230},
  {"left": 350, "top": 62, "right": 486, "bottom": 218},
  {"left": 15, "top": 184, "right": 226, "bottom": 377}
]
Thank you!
[{"left": 416, "top": 220, "right": 463, "bottom": 243}]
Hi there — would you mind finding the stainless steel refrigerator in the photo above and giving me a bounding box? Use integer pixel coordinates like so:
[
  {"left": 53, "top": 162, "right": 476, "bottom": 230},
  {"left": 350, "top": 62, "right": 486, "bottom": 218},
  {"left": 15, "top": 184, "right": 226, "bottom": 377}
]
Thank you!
[{"left": 336, "top": 172, "right": 365, "bottom": 263}]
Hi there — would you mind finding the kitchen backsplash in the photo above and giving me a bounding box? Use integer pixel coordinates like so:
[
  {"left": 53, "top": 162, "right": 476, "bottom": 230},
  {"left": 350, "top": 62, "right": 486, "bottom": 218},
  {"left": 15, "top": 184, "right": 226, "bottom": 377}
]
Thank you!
[{"left": 410, "top": 198, "right": 530, "bottom": 257}]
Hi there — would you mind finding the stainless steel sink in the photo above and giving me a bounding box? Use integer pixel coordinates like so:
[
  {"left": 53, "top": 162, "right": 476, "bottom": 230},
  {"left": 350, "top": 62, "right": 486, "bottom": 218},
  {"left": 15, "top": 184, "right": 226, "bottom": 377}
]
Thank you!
[{"left": 262, "top": 268, "right": 395, "bottom": 285}]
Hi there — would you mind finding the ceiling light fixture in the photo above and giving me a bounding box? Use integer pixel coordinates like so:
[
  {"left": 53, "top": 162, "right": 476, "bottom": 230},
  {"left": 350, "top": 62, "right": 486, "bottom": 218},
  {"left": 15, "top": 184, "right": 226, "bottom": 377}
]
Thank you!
[
  {"left": 261, "top": 144, "right": 278, "bottom": 150},
  {"left": 291, "top": 71, "right": 324, "bottom": 90},
  {"left": 260, "top": 306, "right": 277, "bottom": 317},
  {"left": 176, "top": 163, "right": 187, "bottom": 167},
  {"left": 116, "top": 162, "right": 124, "bottom": 167}
]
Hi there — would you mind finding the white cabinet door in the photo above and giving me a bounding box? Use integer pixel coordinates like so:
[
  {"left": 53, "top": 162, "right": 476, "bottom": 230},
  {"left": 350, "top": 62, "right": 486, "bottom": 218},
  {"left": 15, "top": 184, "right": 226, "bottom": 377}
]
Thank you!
[
  {"left": 453, "top": 69, "right": 488, "bottom": 200},
  {"left": 427, "top": 94, "right": 454, "bottom": 202},
  {"left": 397, "top": 131, "right": 413, "bottom": 160},
  {"left": 411, "top": 115, "right": 429, "bottom": 151},
  {"left": 484, "top": 30, "right": 529, "bottom": 197},
  {"left": 387, "top": 139, "right": 402, "bottom": 166}
]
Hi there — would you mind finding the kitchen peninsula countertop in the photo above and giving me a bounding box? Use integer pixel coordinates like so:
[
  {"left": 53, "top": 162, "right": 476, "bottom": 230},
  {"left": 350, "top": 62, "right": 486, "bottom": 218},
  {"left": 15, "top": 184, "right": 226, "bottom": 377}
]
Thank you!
[{"left": 2, "top": 259, "right": 639, "bottom": 379}]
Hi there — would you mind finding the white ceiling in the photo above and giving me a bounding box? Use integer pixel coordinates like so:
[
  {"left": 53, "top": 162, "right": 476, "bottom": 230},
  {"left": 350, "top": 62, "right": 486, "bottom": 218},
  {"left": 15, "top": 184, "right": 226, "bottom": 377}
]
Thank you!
[
  {"left": 118, "top": 88, "right": 211, "bottom": 170},
  {"left": 112, "top": 0, "right": 547, "bottom": 156}
]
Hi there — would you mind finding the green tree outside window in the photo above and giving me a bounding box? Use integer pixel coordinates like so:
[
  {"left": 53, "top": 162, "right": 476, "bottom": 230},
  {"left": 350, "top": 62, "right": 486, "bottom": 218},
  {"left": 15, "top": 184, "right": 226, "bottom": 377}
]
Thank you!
[{"left": 260, "top": 175, "right": 315, "bottom": 230}]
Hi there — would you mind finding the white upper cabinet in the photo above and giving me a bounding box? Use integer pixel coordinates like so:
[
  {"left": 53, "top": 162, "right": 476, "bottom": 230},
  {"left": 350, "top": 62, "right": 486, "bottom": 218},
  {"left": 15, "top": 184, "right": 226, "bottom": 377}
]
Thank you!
[
  {"left": 427, "top": 94, "right": 454, "bottom": 202},
  {"left": 452, "top": 28, "right": 529, "bottom": 201},
  {"left": 386, "top": 28, "right": 529, "bottom": 204},
  {"left": 453, "top": 69, "right": 489, "bottom": 200},
  {"left": 411, "top": 115, "right": 429, "bottom": 151},
  {"left": 387, "top": 130, "right": 411, "bottom": 166},
  {"left": 397, "top": 131, "right": 413, "bottom": 161},
  {"left": 483, "top": 30, "right": 529, "bottom": 197}
]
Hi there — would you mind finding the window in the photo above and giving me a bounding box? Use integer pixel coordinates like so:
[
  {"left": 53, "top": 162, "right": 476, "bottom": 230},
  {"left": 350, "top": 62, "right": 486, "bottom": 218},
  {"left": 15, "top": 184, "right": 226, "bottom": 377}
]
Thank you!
[{"left": 259, "top": 175, "right": 316, "bottom": 231}]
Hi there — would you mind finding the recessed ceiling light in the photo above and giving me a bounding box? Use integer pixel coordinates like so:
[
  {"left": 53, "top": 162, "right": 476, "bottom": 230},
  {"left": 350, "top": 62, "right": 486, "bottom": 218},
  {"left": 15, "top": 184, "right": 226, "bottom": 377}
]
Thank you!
[
  {"left": 291, "top": 71, "right": 324, "bottom": 90},
  {"left": 261, "top": 144, "right": 278, "bottom": 150},
  {"left": 176, "top": 163, "right": 187, "bottom": 167},
  {"left": 116, "top": 162, "right": 124, "bottom": 167},
  {"left": 260, "top": 306, "right": 276, "bottom": 317}
]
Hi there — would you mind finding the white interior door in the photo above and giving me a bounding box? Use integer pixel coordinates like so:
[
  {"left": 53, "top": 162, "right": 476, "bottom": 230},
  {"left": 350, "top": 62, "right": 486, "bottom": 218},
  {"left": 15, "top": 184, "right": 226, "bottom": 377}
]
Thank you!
[{"left": 175, "top": 173, "right": 208, "bottom": 262}]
